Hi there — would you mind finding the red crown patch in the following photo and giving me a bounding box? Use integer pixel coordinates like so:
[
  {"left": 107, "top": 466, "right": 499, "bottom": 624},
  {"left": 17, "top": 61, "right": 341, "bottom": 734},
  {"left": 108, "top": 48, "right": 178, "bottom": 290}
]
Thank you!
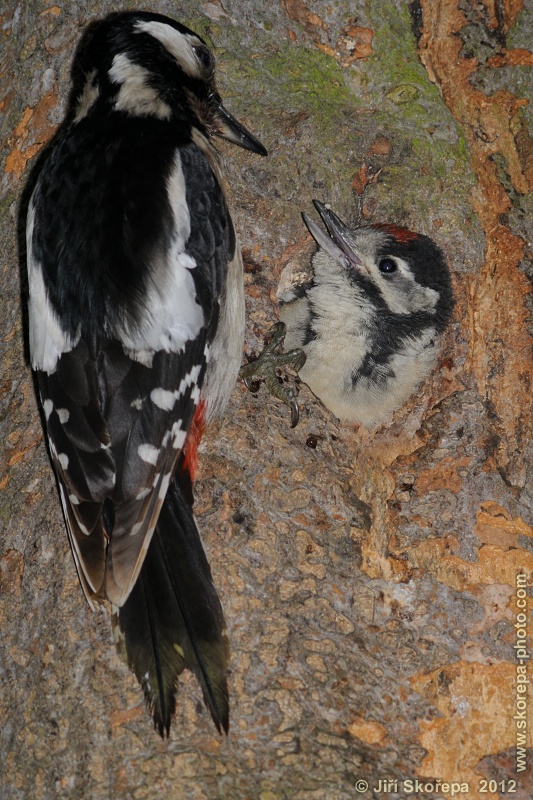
[{"left": 375, "top": 223, "right": 420, "bottom": 244}]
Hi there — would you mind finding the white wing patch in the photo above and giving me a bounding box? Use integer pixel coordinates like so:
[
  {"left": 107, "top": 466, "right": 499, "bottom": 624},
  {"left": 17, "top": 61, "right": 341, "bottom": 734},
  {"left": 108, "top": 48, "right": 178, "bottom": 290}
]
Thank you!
[
  {"left": 138, "top": 444, "right": 160, "bottom": 465},
  {"left": 108, "top": 53, "right": 172, "bottom": 119},
  {"left": 172, "top": 423, "right": 187, "bottom": 450},
  {"left": 158, "top": 471, "right": 172, "bottom": 500},
  {"left": 149, "top": 388, "right": 176, "bottom": 411},
  {"left": 135, "top": 21, "right": 205, "bottom": 79},
  {"left": 150, "top": 363, "right": 203, "bottom": 410},
  {"left": 119, "top": 153, "right": 204, "bottom": 361},
  {"left": 166, "top": 151, "right": 193, "bottom": 251},
  {"left": 27, "top": 201, "right": 80, "bottom": 373}
]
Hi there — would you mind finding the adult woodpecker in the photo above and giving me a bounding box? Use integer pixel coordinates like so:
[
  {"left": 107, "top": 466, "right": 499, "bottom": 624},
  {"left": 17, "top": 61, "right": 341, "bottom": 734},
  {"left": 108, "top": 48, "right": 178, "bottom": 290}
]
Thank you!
[{"left": 26, "top": 10, "right": 266, "bottom": 736}]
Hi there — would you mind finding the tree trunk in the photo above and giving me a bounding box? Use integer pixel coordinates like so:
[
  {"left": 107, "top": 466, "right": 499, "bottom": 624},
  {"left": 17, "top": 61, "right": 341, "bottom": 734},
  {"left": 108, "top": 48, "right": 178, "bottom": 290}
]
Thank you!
[{"left": 1, "top": 1, "right": 532, "bottom": 798}]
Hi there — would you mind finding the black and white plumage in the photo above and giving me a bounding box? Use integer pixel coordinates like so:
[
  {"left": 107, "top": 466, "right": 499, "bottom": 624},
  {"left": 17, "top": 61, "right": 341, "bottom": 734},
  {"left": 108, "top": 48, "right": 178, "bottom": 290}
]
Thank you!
[
  {"left": 26, "top": 11, "right": 266, "bottom": 736},
  {"left": 278, "top": 202, "right": 453, "bottom": 426}
]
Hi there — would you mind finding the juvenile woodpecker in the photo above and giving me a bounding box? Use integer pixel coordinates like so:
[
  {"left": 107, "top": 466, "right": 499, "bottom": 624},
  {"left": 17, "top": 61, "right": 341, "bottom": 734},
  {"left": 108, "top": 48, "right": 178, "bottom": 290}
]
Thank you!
[
  {"left": 274, "top": 201, "right": 453, "bottom": 426},
  {"left": 26, "top": 11, "right": 266, "bottom": 736}
]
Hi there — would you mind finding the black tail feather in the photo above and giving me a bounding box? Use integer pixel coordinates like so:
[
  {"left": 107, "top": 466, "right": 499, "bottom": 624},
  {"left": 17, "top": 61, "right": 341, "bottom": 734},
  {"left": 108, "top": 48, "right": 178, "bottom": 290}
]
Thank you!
[{"left": 115, "top": 479, "right": 229, "bottom": 736}]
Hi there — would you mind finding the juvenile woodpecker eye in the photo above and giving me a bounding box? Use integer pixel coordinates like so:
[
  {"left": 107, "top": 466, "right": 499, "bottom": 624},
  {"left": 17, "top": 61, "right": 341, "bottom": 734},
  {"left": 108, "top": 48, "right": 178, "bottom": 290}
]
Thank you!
[
  {"left": 193, "top": 46, "right": 214, "bottom": 71},
  {"left": 378, "top": 258, "right": 398, "bottom": 274}
]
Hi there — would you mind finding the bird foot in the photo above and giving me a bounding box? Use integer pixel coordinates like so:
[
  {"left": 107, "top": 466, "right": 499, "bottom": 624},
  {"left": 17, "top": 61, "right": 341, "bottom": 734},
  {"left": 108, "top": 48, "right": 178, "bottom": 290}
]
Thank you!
[{"left": 239, "top": 322, "right": 306, "bottom": 428}]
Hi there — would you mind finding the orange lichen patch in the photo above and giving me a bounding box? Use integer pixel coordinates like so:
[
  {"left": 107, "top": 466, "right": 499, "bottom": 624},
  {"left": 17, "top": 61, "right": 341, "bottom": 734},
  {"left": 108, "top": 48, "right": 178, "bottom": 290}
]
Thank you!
[
  {"left": 109, "top": 705, "right": 146, "bottom": 729},
  {"left": 313, "top": 40, "right": 338, "bottom": 60},
  {"left": 359, "top": 536, "right": 414, "bottom": 582},
  {"left": 466, "top": 226, "right": 531, "bottom": 485},
  {"left": 245, "top": 284, "right": 262, "bottom": 299},
  {"left": 5, "top": 107, "right": 36, "bottom": 177},
  {"left": 336, "top": 24, "right": 373, "bottom": 65},
  {"left": 282, "top": 1, "right": 372, "bottom": 66},
  {"left": 414, "top": 456, "right": 471, "bottom": 494},
  {"left": 279, "top": 233, "right": 314, "bottom": 267},
  {"left": 7, "top": 439, "right": 39, "bottom": 467},
  {"left": 410, "top": 661, "right": 530, "bottom": 796},
  {"left": 38, "top": 6, "right": 62, "bottom": 18},
  {"left": 475, "top": 501, "right": 533, "bottom": 548},
  {"left": 0, "top": 90, "right": 14, "bottom": 114},
  {"left": 347, "top": 716, "right": 387, "bottom": 745},
  {"left": 368, "top": 134, "right": 392, "bottom": 158},
  {"left": 7, "top": 433, "right": 42, "bottom": 467},
  {"left": 514, "top": 116, "right": 533, "bottom": 188},
  {"left": 418, "top": 0, "right": 533, "bottom": 488},
  {"left": 282, "top": 0, "right": 327, "bottom": 33},
  {"left": 488, "top": 48, "right": 533, "bottom": 68},
  {"left": 0, "top": 12, "right": 15, "bottom": 37},
  {"left": 0, "top": 550, "right": 24, "bottom": 595},
  {"left": 380, "top": 509, "right": 533, "bottom": 592},
  {"left": 4, "top": 90, "right": 58, "bottom": 179},
  {"left": 464, "top": 582, "right": 515, "bottom": 644},
  {"left": 406, "top": 537, "right": 533, "bottom": 592},
  {"left": 481, "top": 0, "right": 524, "bottom": 32},
  {"left": 352, "top": 163, "right": 384, "bottom": 196},
  {"left": 469, "top": 89, "right": 529, "bottom": 195}
]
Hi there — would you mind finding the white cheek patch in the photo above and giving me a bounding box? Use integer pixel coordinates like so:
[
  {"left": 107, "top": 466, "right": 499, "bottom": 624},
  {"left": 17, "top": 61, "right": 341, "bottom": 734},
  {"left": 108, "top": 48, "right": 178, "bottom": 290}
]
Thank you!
[
  {"left": 374, "top": 257, "right": 439, "bottom": 315},
  {"left": 109, "top": 53, "right": 172, "bottom": 119},
  {"left": 135, "top": 21, "right": 204, "bottom": 79},
  {"left": 407, "top": 283, "right": 439, "bottom": 313}
]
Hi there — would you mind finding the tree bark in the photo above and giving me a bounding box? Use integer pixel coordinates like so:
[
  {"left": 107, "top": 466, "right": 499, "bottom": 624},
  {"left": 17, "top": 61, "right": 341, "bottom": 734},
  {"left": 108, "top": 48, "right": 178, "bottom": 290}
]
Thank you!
[{"left": 1, "top": 1, "right": 532, "bottom": 798}]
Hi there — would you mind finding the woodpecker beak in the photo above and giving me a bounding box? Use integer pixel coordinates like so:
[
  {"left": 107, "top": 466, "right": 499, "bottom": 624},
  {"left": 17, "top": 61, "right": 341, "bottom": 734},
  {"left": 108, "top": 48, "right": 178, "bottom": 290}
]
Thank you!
[
  {"left": 214, "top": 101, "right": 268, "bottom": 156},
  {"left": 303, "top": 200, "right": 364, "bottom": 270}
]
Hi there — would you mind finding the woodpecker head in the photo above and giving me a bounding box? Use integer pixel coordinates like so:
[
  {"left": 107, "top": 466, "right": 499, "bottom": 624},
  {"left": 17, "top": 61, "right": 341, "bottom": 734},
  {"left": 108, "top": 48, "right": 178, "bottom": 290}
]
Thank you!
[
  {"left": 69, "top": 11, "right": 267, "bottom": 155},
  {"left": 303, "top": 200, "right": 453, "bottom": 330}
]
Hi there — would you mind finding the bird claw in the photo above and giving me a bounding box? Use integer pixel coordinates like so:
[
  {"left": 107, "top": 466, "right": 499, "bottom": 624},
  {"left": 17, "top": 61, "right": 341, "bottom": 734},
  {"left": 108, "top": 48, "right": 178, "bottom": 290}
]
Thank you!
[{"left": 239, "top": 322, "right": 306, "bottom": 428}]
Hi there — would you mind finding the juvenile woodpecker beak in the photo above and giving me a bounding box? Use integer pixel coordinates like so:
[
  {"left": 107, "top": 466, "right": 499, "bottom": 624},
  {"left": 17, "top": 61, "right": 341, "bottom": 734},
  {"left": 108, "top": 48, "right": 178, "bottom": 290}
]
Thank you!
[
  {"left": 214, "top": 100, "right": 268, "bottom": 156},
  {"left": 303, "top": 200, "right": 363, "bottom": 270}
]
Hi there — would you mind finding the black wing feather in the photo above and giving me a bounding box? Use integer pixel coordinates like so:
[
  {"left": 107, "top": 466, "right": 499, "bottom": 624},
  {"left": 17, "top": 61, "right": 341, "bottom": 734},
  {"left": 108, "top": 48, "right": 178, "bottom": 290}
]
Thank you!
[
  {"left": 115, "top": 478, "right": 230, "bottom": 736},
  {"left": 30, "top": 74, "right": 234, "bottom": 732}
]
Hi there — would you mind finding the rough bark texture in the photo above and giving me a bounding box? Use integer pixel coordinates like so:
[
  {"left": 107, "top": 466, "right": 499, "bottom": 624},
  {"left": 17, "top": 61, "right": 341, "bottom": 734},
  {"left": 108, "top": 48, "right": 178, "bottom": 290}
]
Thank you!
[{"left": 1, "top": 1, "right": 532, "bottom": 798}]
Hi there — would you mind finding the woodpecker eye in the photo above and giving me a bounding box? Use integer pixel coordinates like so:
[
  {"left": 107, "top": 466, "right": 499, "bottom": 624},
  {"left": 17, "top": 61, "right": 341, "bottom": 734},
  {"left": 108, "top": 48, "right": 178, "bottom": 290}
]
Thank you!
[
  {"left": 378, "top": 258, "right": 398, "bottom": 274},
  {"left": 193, "top": 46, "right": 214, "bottom": 71}
]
